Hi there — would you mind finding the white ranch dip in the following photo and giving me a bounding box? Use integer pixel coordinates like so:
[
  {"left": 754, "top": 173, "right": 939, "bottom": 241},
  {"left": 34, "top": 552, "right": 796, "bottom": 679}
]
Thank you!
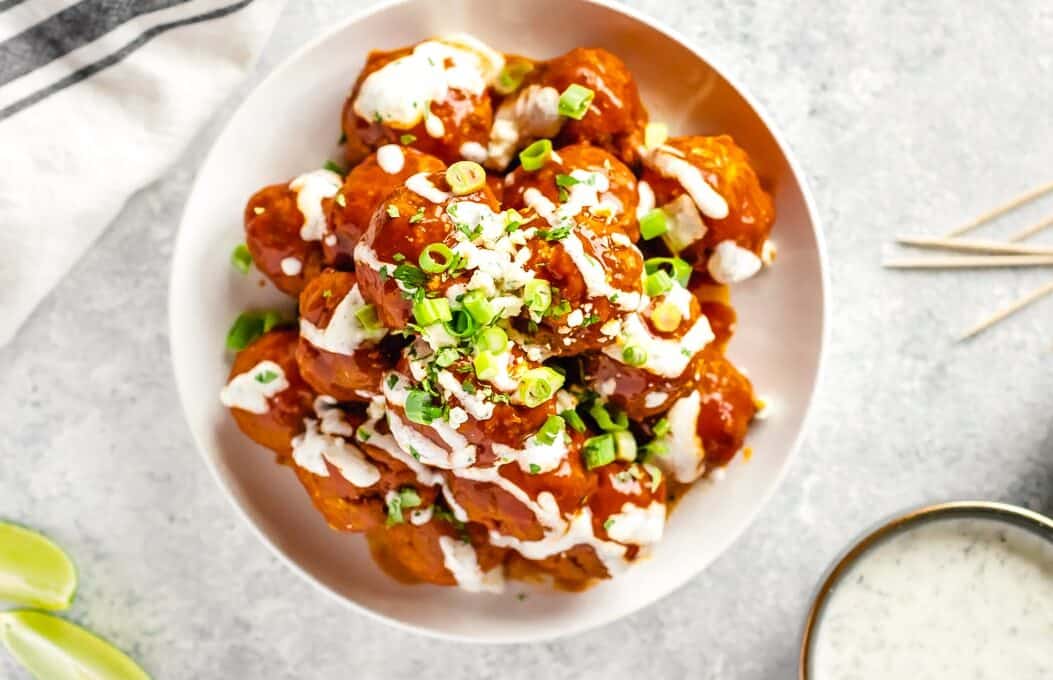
[{"left": 810, "top": 516, "right": 1053, "bottom": 679}]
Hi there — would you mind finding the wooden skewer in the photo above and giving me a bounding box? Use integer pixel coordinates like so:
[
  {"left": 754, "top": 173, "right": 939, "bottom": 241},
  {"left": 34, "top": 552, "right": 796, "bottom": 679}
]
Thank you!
[
  {"left": 944, "top": 179, "right": 1053, "bottom": 238},
  {"left": 959, "top": 279, "right": 1053, "bottom": 340},
  {"left": 896, "top": 235, "right": 1053, "bottom": 256},
  {"left": 1008, "top": 214, "right": 1053, "bottom": 242},
  {"left": 883, "top": 255, "right": 1053, "bottom": 269}
]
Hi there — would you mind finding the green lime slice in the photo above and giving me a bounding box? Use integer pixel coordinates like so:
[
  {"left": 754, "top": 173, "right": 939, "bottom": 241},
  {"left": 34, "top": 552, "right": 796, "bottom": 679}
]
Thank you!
[
  {"left": 0, "top": 522, "right": 76, "bottom": 610},
  {"left": 0, "top": 610, "right": 150, "bottom": 680}
]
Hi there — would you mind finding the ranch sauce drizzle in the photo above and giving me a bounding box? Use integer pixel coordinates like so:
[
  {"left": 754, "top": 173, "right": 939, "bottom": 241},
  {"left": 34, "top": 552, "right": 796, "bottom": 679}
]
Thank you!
[{"left": 810, "top": 516, "right": 1053, "bottom": 679}]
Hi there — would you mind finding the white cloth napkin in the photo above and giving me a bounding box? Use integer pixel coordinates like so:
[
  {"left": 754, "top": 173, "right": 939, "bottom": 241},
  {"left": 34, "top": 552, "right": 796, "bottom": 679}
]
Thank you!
[{"left": 0, "top": 0, "right": 285, "bottom": 346}]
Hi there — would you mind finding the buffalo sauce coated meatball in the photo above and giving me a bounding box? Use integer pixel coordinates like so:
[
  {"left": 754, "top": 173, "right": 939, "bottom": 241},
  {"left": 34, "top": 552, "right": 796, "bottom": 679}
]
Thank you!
[
  {"left": 323, "top": 145, "right": 445, "bottom": 268},
  {"left": 354, "top": 172, "right": 500, "bottom": 329},
  {"left": 587, "top": 279, "right": 716, "bottom": 420},
  {"left": 538, "top": 48, "right": 647, "bottom": 166},
  {"left": 650, "top": 350, "right": 757, "bottom": 484},
  {"left": 641, "top": 135, "right": 775, "bottom": 282},
  {"left": 292, "top": 402, "right": 437, "bottom": 533},
  {"left": 367, "top": 519, "right": 506, "bottom": 588},
  {"left": 244, "top": 169, "right": 342, "bottom": 296},
  {"left": 445, "top": 427, "right": 595, "bottom": 541},
  {"left": 589, "top": 461, "right": 665, "bottom": 547},
  {"left": 220, "top": 328, "right": 316, "bottom": 457},
  {"left": 383, "top": 345, "right": 558, "bottom": 469},
  {"left": 504, "top": 143, "right": 639, "bottom": 240},
  {"left": 342, "top": 37, "right": 502, "bottom": 166},
  {"left": 296, "top": 269, "right": 398, "bottom": 401}
]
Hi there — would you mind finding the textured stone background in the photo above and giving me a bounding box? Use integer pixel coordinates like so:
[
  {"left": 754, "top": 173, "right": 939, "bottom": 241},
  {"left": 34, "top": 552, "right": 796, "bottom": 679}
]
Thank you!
[{"left": 3, "top": 1, "right": 1052, "bottom": 678}]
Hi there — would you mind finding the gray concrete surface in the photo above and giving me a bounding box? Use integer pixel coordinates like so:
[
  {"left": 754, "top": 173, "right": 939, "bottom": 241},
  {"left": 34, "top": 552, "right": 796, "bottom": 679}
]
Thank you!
[{"left": 3, "top": 1, "right": 1052, "bottom": 677}]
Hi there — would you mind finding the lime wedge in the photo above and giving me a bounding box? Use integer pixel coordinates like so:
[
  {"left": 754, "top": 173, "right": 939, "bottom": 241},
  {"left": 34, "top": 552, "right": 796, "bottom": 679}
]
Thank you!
[
  {"left": 0, "top": 610, "right": 150, "bottom": 680},
  {"left": 0, "top": 522, "right": 76, "bottom": 610}
]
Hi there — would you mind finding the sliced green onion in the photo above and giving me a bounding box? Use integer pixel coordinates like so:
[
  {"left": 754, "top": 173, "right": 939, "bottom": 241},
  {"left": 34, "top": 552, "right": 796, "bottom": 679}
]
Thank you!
[
  {"left": 226, "top": 311, "right": 281, "bottom": 351},
  {"left": 462, "top": 290, "right": 496, "bottom": 325},
  {"left": 558, "top": 84, "right": 595, "bottom": 120},
  {"left": 560, "top": 409, "right": 586, "bottom": 433},
  {"left": 503, "top": 209, "right": 524, "bottom": 232},
  {"left": 644, "top": 257, "right": 692, "bottom": 287},
  {"left": 651, "top": 301, "right": 683, "bottom": 333},
  {"left": 645, "top": 269, "right": 675, "bottom": 297},
  {"left": 518, "top": 367, "right": 565, "bottom": 408},
  {"left": 386, "top": 494, "right": 404, "bottom": 525},
  {"left": 230, "top": 244, "right": 252, "bottom": 274},
  {"left": 405, "top": 390, "right": 442, "bottom": 425},
  {"left": 653, "top": 417, "right": 671, "bottom": 438},
  {"left": 399, "top": 488, "right": 422, "bottom": 508},
  {"left": 386, "top": 204, "right": 401, "bottom": 218},
  {"left": 434, "top": 346, "right": 460, "bottom": 368},
  {"left": 473, "top": 351, "right": 499, "bottom": 381},
  {"left": 446, "top": 161, "right": 487, "bottom": 195},
  {"left": 536, "top": 415, "right": 565, "bottom": 445},
  {"left": 524, "top": 279, "right": 552, "bottom": 314},
  {"left": 519, "top": 139, "right": 552, "bottom": 172},
  {"left": 639, "top": 209, "right": 668, "bottom": 240},
  {"left": 495, "top": 59, "right": 534, "bottom": 95},
  {"left": 555, "top": 173, "right": 580, "bottom": 189},
  {"left": 643, "top": 439, "right": 669, "bottom": 460},
  {"left": 444, "top": 309, "right": 478, "bottom": 338},
  {"left": 355, "top": 304, "right": 382, "bottom": 330},
  {"left": 412, "top": 298, "right": 452, "bottom": 326},
  {"left": 622, "top": 345, "right": 648, "bottom": 367},
  {"left": 582, "top": 434, "right": 616, "bottom": 469},
  {"left": 588, "top": 401, "right": 628, "bottom": 432},
  {"left": 400, "top": 133, "right": 417, "bottom": 145},
  {"left": 475, "top": 326, "right": 508, "bottom": 353},
  {"left": 419, "top": 243, "right": 455, "bottom": 273},
  {"left": 613, "top": 431, "right": 638, "bottom": 462}
]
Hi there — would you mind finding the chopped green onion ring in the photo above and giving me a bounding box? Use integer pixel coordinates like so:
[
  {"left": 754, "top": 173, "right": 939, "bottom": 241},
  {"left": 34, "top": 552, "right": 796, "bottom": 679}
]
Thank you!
[
  {"left": 419, "top": 243, "right": 455, "bottom": 273},
  {"left": 639, "top": 208, "right": 668, "bottom": 240},
  {"left": 536, "top": 415, "right": 565, "bottom": 445},
  {"left": 524, "top": 279, "right": 552, "bottom": 314},
  {"left": 588, "top": 401, "right": 629, "bottom": 432},
  {"left": 645, "top": 269, "right": 675, "bottom": 297},
  {"left": 412, "top": 298, "right": 452, "bottom": 326},
  {"left": 446, "top": 161, "right": 487, "bottom": 195},
  {"left": 558, "top": 84, "right": 595, "bottom": 120},
  {"left": 622, "top": 345, "right": 648, "bottom": 367},
  {"left": 519, "top": 139, "right": 552, "bottom": 172},
  {"left": 582, "top": 434, "right": 616, "bottom": 469},
  {"left": 518, "top": 367, "right": 565, "bottom": 408},
  {"left": 230, "top": 244, "right": 252, "bottom": 274},
  {"left": 644, "top": 257, "right": 692, "bottom": 287}
]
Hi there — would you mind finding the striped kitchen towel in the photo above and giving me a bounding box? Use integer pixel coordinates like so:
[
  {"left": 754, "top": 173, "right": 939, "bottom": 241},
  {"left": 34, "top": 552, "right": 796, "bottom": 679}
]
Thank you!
[{"left": 0, "top": 0, "right": 285, "bottom": 346}]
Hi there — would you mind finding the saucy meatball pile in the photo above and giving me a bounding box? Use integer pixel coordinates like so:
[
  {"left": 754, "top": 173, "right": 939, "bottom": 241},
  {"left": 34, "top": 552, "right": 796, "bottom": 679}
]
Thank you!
[{"left": 220, "top": 35, "right": 775, "bottom": 593}]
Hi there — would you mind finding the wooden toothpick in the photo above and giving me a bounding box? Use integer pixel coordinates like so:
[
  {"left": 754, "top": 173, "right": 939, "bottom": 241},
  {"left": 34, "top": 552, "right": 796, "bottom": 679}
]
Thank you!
[
  {"left": 959, "top": 279, "right": 1053, "bottom": 340},
  {"left": 944, "top": 179, "right": 1053, "bottom": 238}
]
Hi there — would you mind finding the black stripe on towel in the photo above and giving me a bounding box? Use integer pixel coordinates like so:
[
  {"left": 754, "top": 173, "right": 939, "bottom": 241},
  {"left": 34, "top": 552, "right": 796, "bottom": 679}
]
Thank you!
[
  {"left": 0, "top": 0, "right": 195, "bottom": 88},
  {"left": 0, "top": 0, "right": 255, "bottom": 122}
]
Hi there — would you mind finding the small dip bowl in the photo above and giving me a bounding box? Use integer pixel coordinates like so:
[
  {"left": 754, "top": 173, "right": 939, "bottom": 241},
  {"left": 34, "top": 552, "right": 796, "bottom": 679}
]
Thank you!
[{"left": 799, "top": 501, "right": 1053, "bottom": 679}]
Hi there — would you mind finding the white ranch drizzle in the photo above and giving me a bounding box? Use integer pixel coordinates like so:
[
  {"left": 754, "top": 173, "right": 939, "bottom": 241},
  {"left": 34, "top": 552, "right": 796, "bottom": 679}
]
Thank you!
[
  {"left": 289, "top": 169, "right": 342, "bottom": 241},
  {"left": 486, "top": 84, "right": 563, "bottom": 169},
  {"left": 220, "top": 361, "right": 288, "bottom": 414},
  {"left": 405, "top": 172, "right": 450, "bottom": 203},
  {"left": 299, "top": 284, "right": 386, "bottom": 356},
  {"left": 459, "top": 141, "right": 488, "bottom": 163},
  {"left": 353, "top": 37, "right": 504, "bottom": 128},
  {"left": 654, "top": 391, "right": 705, "bottom": 483},
  {"left": 384, "top": 374, "right": 477, "bottom": 469},
  {"left": 425, "top": 112, "right": 445, "bottom": 138},
  {"left": 487, "top": 508, "right": 632, "bottom": 577},
  {"left": 438, "top": 535, "right": 505, "bottom": 593},
  {"left": 660, "top": 193, "right": 708, "bottom": 252},
  {"left": 650, "top": 150, "right": 729, "bottom": 220},
  {"left": 635, "top": 180, "right": 655, "bottom": 219},
  {"left": 375, "top": 144, "right": 405, "bottom": 174},
  {"left": 291, "top": 418, "right": 381, "bottom": 488},
  {"left": 609, "top": 471, "right": 642, "bottom": 496},
  {"left": 409, "top": 505, "right": 434, "bottom": 526},
  {"left": 491, "top": 431, "right": 570, "bottom": 475},
  {"left": 279, "top": 257, "right": 302, "bottom": 276},
  {"left": 708, "top": 240, "right": 763, "bottom": 284},
  {"left": 644, "top": 392, "right": 668, "bottom": 409},
  {"left": 604, "top": 501, "right": 666, "bottom": 545},
  {"left": 603, "top": 312, "right": 714, "bottom": 378}
]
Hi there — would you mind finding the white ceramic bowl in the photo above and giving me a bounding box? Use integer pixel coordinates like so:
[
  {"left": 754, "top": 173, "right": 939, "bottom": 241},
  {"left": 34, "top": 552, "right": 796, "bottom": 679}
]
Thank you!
[{"left": 169, "top": 0, "right": 826, "bottom": 643}]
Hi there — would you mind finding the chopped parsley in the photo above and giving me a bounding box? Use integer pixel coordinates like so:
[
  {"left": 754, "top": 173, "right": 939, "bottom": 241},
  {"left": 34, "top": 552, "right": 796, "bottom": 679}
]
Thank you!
[
  {"left": 356, "top": 427, "right": 371, "bottom": 442},
  {"left": 324, "top": 160, "right": 346, "bottom": 175},
  {"left": 409, "top": 446, "right": 421, "bottom": 461},
  {"left": 529, "top": 463, "right": 541, "bottom": 474},
  {"left": 555, "top": 174, "right": 580, "bottom": 189},
  {"left": 254, "top": 370, "right": 279, "bottom": 384},
  {"left": 386, "top": 374, "right": 399, "bottom": 389},
  {"left": 392, "top": 253, "right": 406, "bottom": 262},
  {"left": 581, "top": 314, "right": 600, "bottom": 326},
  {"left": 539, "top": 225, "right": 571, "bottom": 241},
  {"left": 392, "top": 263, "right": 427, "bottom": 289},
  {"left": 400, "top": 133, "right": 417, "bottom": 145},
  {"left": 603, "top": 518, "right": 615, "bottom": 530}
]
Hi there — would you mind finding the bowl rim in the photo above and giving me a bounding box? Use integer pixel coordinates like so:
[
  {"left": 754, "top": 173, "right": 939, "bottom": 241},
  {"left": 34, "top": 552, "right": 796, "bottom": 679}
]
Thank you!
[
  {"left": 797, "top": 500, "right": 1053, "bottom": 677},
  {"left": 168, "top": 0, "right": 830, "bottom": 643}
]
